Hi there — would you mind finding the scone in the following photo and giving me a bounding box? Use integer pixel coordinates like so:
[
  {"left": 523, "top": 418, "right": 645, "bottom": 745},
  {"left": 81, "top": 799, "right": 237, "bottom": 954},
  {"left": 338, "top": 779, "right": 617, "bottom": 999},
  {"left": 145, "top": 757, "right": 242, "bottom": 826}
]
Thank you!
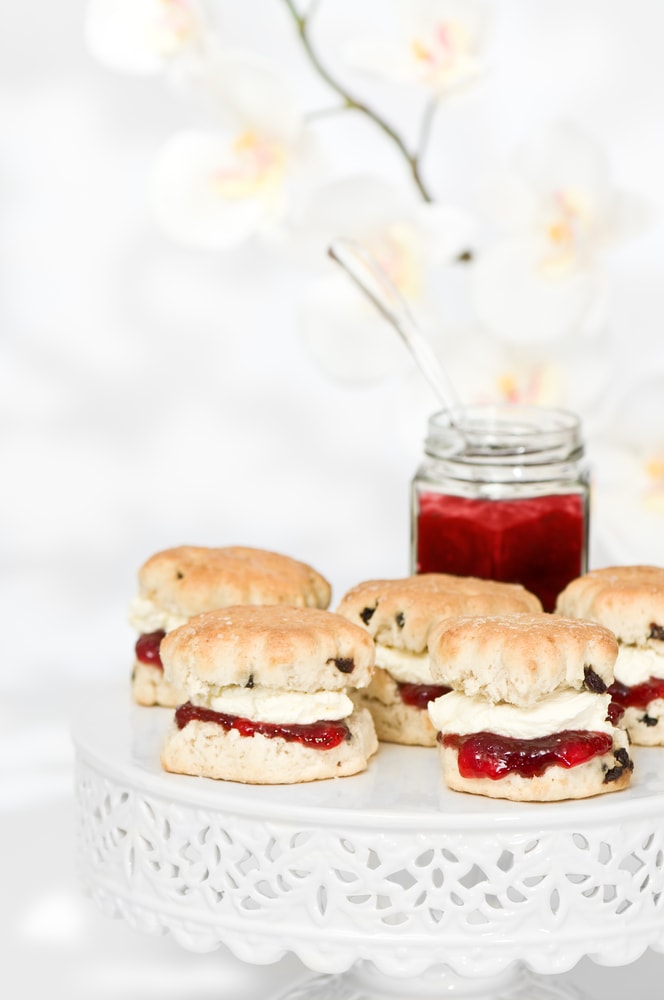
[
  {"left": 129, "top": 545, "right": 331, "bottom": 707},
  {"left": 556, "top": 565, "right": 664, "bottom": 745},
  {"left": 336, "top": 574, "right": 542, "bottom": 746},
  {"left": 427, "top": 613, "right": 633, "bottom": 801},
  {"left": 160, "top": 605, "right": 378, "bottom": 783}
]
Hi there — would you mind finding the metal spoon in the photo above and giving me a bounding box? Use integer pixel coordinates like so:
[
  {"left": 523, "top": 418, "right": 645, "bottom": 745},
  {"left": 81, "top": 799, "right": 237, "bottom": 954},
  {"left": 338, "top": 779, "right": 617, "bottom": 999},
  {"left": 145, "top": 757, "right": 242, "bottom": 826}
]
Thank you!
[{"left": 328, "top": 238, "right": 465, "bottom": 435}]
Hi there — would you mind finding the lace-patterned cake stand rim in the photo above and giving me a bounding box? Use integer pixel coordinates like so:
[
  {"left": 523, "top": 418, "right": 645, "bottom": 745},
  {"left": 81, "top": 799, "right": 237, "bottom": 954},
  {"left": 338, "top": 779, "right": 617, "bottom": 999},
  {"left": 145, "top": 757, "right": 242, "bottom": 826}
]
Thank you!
[{"left": 74, "top": 689, "right": 664, "bottom": 994}]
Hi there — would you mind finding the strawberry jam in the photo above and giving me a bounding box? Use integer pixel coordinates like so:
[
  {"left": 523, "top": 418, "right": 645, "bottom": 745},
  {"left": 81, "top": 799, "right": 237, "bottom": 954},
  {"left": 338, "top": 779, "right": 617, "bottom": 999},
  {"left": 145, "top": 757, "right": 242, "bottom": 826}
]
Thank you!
[
  {"left": 606, "top": 700, "right": 625, "bottom": 725},
  {"left": 399, "top": 683, "right": 451, "bottom": 710},
  {"left": 608, "top": 677, "right": 664, "bottom": 711},
  {"left": 175, "top": 702, "right": 350, "bottom": 749},
  {"left": 414, "top": 492, "right": 585, "bottom": 612},
  {"left": 135, "top": 630, "right": 166, "bottom": 668},
  {"left": 441, "top": 729, "right": 613, "bottom": 780}
]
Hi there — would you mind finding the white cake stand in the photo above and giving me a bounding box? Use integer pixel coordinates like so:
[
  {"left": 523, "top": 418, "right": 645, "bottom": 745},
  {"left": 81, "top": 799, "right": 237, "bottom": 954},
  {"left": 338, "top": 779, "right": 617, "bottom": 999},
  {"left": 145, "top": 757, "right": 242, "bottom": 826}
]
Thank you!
[{"left": 73, "top": 690, "right": 664, "bottom": 999}]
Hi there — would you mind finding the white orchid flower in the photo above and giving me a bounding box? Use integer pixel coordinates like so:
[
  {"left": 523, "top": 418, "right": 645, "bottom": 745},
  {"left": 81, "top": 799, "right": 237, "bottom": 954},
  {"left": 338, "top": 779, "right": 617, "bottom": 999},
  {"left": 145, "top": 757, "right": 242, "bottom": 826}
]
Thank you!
[
  {"left": 392, "top": 322, "right": 612, "bottom": 455},
  {"left": 472, "top": 122, "right": 646, "bottom": 345},
  {"left": 592, "top": 374, "right": 664, "bottom": 564},
  {"left": 84, "top": 0, "right": 214, "bottom": 77},
  {"left": 294, "top": 175, "right": 474, "bottom": 384},
  {"left": 150, "top": 52, "right": 318, "bottom": 250},
  {"left": 452, "top": 338, "right": 611, "bottom": 424},
  {"left": 344, "top": 0, "right": 489, "bottom": 97}
]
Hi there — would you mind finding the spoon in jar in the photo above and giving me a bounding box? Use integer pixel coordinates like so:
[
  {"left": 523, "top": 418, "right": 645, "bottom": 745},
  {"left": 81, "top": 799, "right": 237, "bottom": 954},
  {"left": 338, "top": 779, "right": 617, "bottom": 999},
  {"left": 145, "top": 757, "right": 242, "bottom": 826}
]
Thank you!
[{"left": 327, "top": 238, "right": 466, "bottom": 437}]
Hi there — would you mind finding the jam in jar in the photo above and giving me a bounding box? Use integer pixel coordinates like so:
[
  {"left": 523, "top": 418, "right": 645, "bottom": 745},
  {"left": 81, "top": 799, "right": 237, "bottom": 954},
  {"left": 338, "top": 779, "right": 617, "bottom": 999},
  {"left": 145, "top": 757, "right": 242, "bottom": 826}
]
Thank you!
[{"left": 411, "top": 404, "right": 589, "bottom": 612}]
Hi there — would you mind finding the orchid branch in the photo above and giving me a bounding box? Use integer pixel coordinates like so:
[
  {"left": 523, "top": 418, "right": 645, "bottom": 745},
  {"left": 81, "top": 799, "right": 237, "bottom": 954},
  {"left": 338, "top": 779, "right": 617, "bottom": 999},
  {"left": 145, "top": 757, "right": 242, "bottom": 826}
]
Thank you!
[{"left": 282, "top": 0, "right": 434, "bottom": 203}]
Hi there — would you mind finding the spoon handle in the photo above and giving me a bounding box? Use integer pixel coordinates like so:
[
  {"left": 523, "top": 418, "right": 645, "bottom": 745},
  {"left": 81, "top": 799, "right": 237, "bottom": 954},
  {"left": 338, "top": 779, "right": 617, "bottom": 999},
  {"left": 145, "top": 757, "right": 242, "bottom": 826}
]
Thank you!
[{"left": 328, "top": 239, "right": 464, "bottom": 427}]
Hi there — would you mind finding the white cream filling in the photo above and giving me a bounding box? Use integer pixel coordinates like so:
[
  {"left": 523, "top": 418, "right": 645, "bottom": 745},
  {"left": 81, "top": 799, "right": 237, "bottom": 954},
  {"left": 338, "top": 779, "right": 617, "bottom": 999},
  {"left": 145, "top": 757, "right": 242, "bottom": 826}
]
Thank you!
[
  {"left": 428, "top": 688, "right": 614, "bottom": 740},
  {"left": 193, "top": 686, "right": 354, "bottom": 726},
  {"left": 375, "top": 644, "right": 433, "bottom": 684},
  {"left": 614, "top": 644, "right": 664, "bottom": 687},
  {"left": 128, "top": 595, "right": 188, "bottom": 634}
]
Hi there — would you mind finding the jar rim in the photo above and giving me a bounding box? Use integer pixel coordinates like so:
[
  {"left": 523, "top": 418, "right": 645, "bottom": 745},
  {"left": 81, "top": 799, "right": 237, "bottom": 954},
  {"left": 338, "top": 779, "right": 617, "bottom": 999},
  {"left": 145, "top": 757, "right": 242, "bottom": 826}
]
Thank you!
[{"left": 425, "top": 403, "right": 584, "bottom": 464}]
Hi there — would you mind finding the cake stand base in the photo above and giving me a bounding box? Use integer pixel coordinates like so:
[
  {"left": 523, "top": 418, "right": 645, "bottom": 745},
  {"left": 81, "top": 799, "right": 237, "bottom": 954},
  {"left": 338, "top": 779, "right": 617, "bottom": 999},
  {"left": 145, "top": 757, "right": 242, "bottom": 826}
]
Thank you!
[
  {"left": 274, "top": 962, "right": 590, "bottom": 1000},
  {"left": 74, "top": 695, "right": 664, "bottom": 993}
]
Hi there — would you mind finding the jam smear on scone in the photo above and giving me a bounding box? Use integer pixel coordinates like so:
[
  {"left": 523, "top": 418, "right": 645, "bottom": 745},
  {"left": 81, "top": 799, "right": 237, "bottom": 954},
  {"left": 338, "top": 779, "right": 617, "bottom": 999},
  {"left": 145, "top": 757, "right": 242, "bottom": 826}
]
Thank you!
[
  {"left": 608, "top": 676, "right": 664, "bottom": 711},
  {"left": 440, "top": 729, "right": 613, "bottom": 780},
  {"left": 175, "top": 702, "right": 350, "bottom": 749},
  {"left": 135, "top": 630, "right": 165, "bottom": 668},
  {"left": 399, "top": 683, "right": 451, "bottom": 711}
]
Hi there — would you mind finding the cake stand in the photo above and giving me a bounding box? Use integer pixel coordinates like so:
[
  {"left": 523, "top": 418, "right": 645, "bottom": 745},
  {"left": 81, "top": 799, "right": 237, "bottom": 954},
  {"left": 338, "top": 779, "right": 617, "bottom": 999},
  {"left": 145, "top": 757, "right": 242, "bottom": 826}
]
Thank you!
[{"left": 73, "top": 690, "right": 664, "bottom": 999}]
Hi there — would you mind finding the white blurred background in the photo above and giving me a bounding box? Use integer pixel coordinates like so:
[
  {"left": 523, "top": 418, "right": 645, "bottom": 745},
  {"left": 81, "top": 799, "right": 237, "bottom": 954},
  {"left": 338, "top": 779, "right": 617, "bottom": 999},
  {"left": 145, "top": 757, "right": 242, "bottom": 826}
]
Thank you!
[{"left": 2, "top": 1, "right": 664, "bottom": 996}]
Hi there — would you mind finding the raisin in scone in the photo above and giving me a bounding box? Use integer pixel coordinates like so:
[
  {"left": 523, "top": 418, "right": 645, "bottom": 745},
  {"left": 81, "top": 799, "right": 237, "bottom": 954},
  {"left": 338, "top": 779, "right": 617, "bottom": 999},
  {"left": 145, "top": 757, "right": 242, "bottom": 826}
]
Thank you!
[
  {"left": 128, "top": 545, "right": 331, "bottom": 707},
  {"left": 160, "top": 605, "right": 378, "bottom": 783},
  {"left": 336, "top": 574, "right": 541, "bottom": 746},
  {"left": 427, "top": 613, "right": 633, "bottom": 801},
  {"left": 556, "top": 565, "right": 664, "bottom": 745}
]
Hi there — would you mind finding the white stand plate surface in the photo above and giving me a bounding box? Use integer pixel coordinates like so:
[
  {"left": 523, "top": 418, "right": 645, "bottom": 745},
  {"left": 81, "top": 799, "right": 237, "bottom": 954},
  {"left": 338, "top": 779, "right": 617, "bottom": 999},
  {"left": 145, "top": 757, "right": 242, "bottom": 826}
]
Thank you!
[{"left": 73, "top": 691, "right": 664, "bottom": 996}]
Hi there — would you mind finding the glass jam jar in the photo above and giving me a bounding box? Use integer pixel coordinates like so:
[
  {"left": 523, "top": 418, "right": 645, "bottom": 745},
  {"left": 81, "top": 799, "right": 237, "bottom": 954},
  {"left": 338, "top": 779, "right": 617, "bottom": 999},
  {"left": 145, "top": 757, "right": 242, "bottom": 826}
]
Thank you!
[{"left": 411, "top": 404, "right": 589, "bottom": 612}]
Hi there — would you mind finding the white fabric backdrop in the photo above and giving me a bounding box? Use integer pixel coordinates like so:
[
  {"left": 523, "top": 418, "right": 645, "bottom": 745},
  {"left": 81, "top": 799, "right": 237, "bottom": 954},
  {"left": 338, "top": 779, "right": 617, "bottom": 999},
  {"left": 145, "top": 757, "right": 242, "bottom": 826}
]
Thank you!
[
  {"left": 3, "top": 0, "right": 664, "bottom": 692},
  {"left": 2, "top": 2, "right": 664, "bottom": 996}
]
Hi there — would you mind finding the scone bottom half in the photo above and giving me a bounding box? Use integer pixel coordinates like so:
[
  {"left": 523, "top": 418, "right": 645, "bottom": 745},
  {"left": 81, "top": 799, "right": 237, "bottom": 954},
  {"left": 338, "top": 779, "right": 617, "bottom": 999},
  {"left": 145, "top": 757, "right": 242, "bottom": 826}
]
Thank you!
[{"left": 159, "top": 606, "right": 378, "bottom": 784}]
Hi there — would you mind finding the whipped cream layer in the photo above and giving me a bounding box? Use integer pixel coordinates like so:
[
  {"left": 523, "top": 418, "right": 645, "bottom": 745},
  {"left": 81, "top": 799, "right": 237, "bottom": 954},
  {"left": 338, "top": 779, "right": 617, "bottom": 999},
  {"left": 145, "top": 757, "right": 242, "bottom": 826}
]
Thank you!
[
  {"left": 193, "top": 686, "right": 354, "bottom": 726},
  {"left": 128, "top": 595, "right": 188, "bottom": 634},
  {"left": 614, "top": 644, "right": 664, "bottom": 686},
  {"left": 375, "top": 644, "right": 433, "bottom": 684},
  {"left": 428, "top": 688, "right": 614, "bottom": 741}
]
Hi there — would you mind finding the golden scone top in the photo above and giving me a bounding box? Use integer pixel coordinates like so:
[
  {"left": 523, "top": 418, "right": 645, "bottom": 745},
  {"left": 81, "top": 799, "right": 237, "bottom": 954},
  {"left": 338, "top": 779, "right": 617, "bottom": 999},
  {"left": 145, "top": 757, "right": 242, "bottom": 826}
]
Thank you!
[
  {"left": 336, "top": 573, "right": 542, "bottom": 653},
  {"left": 160, "top": 605, "right": 375, "bottom": 695},
  {"left": 428, "top": 612, "right": 618, "bottom": 708},
  {"left": 137, "top": 545, "right": 331, "bottom": 617},
  {"left": 556, "top": 565, "right": 664, "bottom": 646}
]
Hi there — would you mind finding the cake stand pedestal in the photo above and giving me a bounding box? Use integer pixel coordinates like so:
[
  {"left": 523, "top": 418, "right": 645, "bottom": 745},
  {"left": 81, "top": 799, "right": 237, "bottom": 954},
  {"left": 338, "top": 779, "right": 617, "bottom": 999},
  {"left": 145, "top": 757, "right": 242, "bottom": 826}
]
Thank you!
[
  {"left": 73, "top": 692, "right": 664, "bottom": 999},
  {"left": 273, "top": 962, "right": 590, "bottom": 999}
]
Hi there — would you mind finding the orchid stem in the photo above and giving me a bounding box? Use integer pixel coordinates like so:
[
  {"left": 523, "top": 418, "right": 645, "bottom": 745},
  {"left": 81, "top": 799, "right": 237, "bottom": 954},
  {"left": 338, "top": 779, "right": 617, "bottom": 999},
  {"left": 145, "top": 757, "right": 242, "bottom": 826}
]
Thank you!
[{"left": 282, "top": 0, "right": 433, "bottom": 203}]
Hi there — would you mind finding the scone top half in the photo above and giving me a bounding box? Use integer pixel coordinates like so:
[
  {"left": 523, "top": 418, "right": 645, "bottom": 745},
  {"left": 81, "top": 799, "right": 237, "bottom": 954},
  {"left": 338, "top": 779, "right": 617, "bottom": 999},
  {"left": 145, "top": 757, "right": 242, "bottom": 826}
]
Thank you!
[
  {"left": 336, "top": 574, "right": 542, "bottom": 654},
  {"left": 556, "top": 565, "right": 664, "bottom": 648},
  {"left": 129, "top": 545, "right": 332, "bottom": 632},
  {"left": 160, "top": 605, "right": 375, "bottom": 701},
  {"left": 428, "top": 612, "right": 618, "bottom": 707}
]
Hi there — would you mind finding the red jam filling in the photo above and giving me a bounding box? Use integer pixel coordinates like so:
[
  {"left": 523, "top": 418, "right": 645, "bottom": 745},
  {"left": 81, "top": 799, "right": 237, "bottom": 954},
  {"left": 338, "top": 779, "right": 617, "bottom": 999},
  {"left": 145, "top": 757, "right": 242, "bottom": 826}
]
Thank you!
[
  {"left": 135, "top": 630, "right": 166, "bottom": 668},
  {"left": 415, "top": 492, "right": 585, "bottom": 612},
  {"left": 174, "top": 701, "right": 350, "bottom": 749},
  {"left": 440, "top": 729, "right": 613, "bottom": 780},
  {"left": 399, "top": 683, "right": 451, "bottom": 711},
  {"left": 608, "top": 677, "right": 664, "bottom": 711},
  {"left": 606, "top": 700, "right": 625, "bottom": 725}
]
